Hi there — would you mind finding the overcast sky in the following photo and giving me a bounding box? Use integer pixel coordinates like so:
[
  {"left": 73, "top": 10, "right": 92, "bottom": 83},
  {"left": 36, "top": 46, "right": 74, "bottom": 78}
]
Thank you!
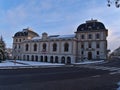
[{"left": 0, "top": 0, "right": 120, "bottom": 51}]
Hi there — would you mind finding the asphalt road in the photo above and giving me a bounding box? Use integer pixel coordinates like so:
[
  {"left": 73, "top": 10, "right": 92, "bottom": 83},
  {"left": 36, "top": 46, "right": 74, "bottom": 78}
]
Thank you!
[{"left": 0, "top": 63, "right": 120, "bottom": 90}]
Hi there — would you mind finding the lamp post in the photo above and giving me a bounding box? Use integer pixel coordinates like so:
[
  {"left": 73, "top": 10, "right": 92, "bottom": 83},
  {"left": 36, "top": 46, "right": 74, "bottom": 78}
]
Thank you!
[{"left": 13, "top": 49, "right": 16, "bottom": 65}]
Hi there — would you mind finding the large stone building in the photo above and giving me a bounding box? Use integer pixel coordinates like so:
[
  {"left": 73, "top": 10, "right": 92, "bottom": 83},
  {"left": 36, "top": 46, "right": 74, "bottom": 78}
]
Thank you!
[
  {"left": 12, "top": 19, "right": 108, "bottom": 64},
  {"left": 0, "top": 36, "right": 6, "bottom": 61}
]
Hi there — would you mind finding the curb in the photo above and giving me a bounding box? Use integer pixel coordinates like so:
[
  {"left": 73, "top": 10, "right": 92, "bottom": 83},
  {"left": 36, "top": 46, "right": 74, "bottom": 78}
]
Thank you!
[{"left": 0, "top": 65, "right": 66, "bottom": 70}]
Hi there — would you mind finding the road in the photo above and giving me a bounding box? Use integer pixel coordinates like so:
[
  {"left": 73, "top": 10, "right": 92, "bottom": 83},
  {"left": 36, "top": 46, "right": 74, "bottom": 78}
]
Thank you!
[{"left": 0, "top": 62, "right": 120, "bottom": 90}]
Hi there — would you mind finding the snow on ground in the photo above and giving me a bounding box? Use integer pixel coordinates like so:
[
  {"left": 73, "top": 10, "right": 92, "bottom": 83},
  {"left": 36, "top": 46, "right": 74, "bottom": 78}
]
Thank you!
[
  {"left": 0, "top": 60, "right": 64, "bottom": 67},
  {"left": 74, "top": 60, "right": 105, "bottom": 65},
  {"left": 0, "top": 60, "right": 105, "bottom": 68},
  {"left": 14, "top": 60, "right": 64, "bottom": 66},
  {"left": 0, "top": 60, "right": 26, "bottom": 66}
]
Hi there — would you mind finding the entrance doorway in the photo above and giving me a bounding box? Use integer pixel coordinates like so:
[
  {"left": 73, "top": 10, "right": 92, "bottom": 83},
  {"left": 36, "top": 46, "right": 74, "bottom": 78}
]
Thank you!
[
  {"left": 88, "top": 52, "right": 92, "bottom": 60},
  {"left": 67, "top": 57, "right": 71, "bottom": 64}
]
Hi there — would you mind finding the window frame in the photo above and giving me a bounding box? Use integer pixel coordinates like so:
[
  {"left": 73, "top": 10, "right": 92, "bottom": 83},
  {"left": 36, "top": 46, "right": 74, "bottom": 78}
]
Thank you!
[{"left": 64, "top": 43, "right": 69, "bottom": 52}]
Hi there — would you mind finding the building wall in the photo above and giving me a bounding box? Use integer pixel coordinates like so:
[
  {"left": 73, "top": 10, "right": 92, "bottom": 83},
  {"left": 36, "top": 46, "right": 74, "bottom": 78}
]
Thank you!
[
  {"left": 19, "top": 38, "right": 77, "bottom": 64},
  {"left": 76, "top": 30, "right": 108, "bottom": 61}
]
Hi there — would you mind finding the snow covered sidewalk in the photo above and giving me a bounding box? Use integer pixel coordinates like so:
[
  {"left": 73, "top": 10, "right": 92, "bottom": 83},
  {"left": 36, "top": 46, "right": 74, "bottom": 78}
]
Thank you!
[
  {"left": 14, "top": 60, "right": 65, "bottom": 66},
  {"left": 74, "top": 60, "right": 105, "bottom": 65},
  {"left": 0, "top": 60, "right": 105, "bottom": 69},
  {"left": 0, "top": 60, "right": 65, "bottom": 69}
]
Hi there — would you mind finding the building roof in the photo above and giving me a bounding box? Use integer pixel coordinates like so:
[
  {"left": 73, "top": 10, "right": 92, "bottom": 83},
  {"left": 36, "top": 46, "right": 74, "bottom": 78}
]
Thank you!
[
  {"left": 31, "top": 34, "right": 75, "bottom": 41},
  {"left": 49, "top": 34, "right": 75, "bottom": 39},
  {"left": 14, "top": 28, "right": 39, "bottom": 37},
  {"left": 77, "top": 19, "right": 106, "bottom": 32}
]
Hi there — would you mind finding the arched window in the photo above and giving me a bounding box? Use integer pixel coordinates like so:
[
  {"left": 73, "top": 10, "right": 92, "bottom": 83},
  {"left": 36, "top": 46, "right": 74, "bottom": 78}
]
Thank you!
[
  {"left": 61, "top": 56, "right": 65, "bottom": 63},
  {"left": 34, "top": 43, "right": 37, "bottom": 51},
  {"left": 67, "top": 57, "right": 71, "bottom": 64},
  {"left": 50, "top": 56, "right": 54, "bottom": 63},
  {"left": 64, "top": 43, "right": 69, "bottom": 52},
  {"left": 27, "top": 55, "right": 29, "bottom": 61},
  {"left": 35, "top": 55, "right": 38, "bottom": 61},
  {"left": 55, "top": 56, "right": 58, "bottom": 63},
  {"left": 43, "top": 43, "right": 46, "bottom": 51},
  {"left": 53, "top": 43, "right": 57, "bottom": 51},
  {"left": 25, "top": 44, "right": 29, "bottom": 51},
  {"left": 40, "top": 56, "right": 43, "bottom": 62},
  {"left": 45, "top": 56, "right": 48, "bottom": 62},
  {"left": 31, "top": 55, "right": 34, "bottom": 61}
]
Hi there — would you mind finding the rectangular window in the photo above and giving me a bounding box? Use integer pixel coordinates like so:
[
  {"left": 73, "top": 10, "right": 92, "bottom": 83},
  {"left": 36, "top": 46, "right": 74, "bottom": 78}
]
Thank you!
[
  {"left": 19, "top": 39, "right": 21, "bottom": 42},
  {"left": 16, "top": 39, "right": 18, "bottom": 42},
  {"left": 96, "top": 43, "right": 100, "bottom": 48},
  {"left": 81, "top": 51, "right": 84, "bottom": 55},
  {"left": 88, "top": 34, "right": 92, "bottom": 39},
  {"left": 96, "top": 33, "right": 100, "bottom": 39},
  {"left": 19, "top": 45, "right": 21, "bottom": 49},
  {"left": 64, "top": 43, "right": 69, "bottom": 52},
  {"left": 81, "top": 44, "right": 84, "bottom": 48},
  {"left": 97, "top": 51, "right": 99, "bottom": 55},
  {"left": 81, "top": 34, "right": 84, "bottom": 39},
  {"left": 88, "top": 43, "right": 91, "bottom": 48}
]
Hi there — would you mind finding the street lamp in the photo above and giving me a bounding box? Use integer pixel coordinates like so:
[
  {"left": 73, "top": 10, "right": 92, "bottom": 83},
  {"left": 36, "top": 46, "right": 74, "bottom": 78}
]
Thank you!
[{"left": 13, "top": 49, "right": 16, "bottom": 65}]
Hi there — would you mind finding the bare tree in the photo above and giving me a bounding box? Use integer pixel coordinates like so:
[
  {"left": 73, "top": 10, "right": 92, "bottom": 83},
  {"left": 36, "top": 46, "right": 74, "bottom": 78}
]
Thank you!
[{"left": 107, "top": 0, "right": 120, "bottom": 8}]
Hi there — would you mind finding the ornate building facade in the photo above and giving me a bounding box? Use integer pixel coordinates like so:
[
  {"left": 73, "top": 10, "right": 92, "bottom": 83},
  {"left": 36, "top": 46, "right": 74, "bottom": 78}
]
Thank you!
[{"left": 12, "top": 19, "right": 108, "bottom": 64}]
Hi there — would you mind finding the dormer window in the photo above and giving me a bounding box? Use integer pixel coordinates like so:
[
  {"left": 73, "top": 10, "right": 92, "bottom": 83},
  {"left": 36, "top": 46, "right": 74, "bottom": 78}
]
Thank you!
[
  {"left": 88, "top": 26, "right": 92, "bottom": 30},
  {"left": 97, "top": 27, "right": 99, "bottom": 29},
  {"left": 88, "top": 26, "right": 92, "bottom": 29},
  {"left": 81, "top": 28, "right": 84, "bottom": 30}
]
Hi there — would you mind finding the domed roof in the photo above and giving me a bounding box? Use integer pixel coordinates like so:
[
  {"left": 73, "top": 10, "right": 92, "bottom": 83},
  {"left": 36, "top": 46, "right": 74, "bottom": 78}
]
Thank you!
[
  {"left": 14, "top": 28, "right": 39, "bottom": 37},
  {"left": 77, "top": 19, "right": 106, "bottom": 32}
]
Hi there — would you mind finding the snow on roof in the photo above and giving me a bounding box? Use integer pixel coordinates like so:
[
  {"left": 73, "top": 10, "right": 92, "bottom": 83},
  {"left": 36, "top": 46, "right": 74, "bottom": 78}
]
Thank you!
[
  {"left": 31, "top": 34, "right": 75, "bottom": 41},
  {"left": 32, "top": 37, "right": 41, "bottom": 40},
  {"left": 49, "top": 34, "right": 75, "bottom": 39}
]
